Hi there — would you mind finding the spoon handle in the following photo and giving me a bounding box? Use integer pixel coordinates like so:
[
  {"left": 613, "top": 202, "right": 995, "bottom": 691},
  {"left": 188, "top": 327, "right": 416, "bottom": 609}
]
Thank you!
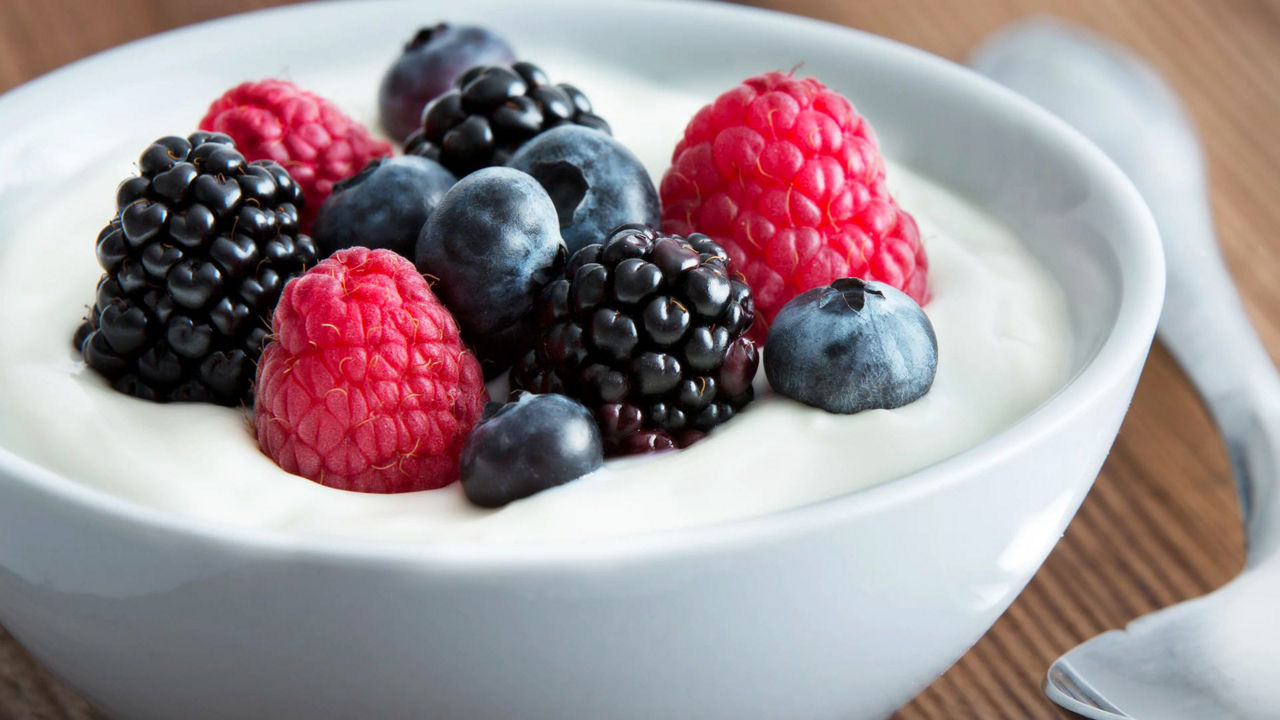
[{"left": 1155, "top": 157, "right": 1280, "bottom": 563}]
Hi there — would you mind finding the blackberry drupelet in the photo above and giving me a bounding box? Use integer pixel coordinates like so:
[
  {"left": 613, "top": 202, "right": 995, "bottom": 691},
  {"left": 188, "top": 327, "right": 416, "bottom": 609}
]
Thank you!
[
  {"left": 510, "top": 225, "right": 759, "bottom": 456},
  {"left": 404, "top": 60, "right": 611, "bottom": 178},
  {"left": 74, "top": 132, "right": 317, "bottom": 405}
]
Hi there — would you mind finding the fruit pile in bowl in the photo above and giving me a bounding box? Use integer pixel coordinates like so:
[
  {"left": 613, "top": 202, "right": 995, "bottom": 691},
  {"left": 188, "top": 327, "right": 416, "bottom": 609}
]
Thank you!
[
  {"left": 0, "top": 2, "right": 1162, "bottom": 720},
  {"left": 71, "top": 20, "right": 941, "bottom": 508}
]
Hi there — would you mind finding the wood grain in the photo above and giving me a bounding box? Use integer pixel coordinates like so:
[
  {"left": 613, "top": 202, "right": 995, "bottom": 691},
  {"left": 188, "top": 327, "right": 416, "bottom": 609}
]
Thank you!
[{"left": 0, "top": 1, "right": 1271, "bottom": 718}]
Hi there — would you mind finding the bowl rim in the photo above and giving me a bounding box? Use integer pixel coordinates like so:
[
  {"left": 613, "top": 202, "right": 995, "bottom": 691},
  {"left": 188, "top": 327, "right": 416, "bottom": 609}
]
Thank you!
[{"left": 0, "top": 0, "right": 1164, "bottom": 570}]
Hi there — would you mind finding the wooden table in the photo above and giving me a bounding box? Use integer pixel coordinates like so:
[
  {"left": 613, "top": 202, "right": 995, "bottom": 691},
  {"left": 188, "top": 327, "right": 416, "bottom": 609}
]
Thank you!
[{"left": 2, "top": 0, "right": 1274, "bottom": 717}]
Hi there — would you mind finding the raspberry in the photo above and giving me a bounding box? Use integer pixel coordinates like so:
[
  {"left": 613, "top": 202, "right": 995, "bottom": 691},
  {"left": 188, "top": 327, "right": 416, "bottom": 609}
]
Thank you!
[
  {"left": 200, "top": 79, "right": 392, "bottom": 234},
  {"left": 254, "top": 248, "right": 488, "bottom": 493},
  {"left": 660, "top": 71, "right": 928, "bottom": 340}
]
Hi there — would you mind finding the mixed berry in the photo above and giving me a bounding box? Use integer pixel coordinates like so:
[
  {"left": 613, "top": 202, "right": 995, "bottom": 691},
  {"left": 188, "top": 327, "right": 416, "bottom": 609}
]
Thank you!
[
  {"left": 75, "top": 131, "right": 316, "bottom": 405},
  {"left": 253, "top": 247, "right": 488, "bottom": 493},
  {"left": 764, "top": 278, "right": 937, "bottom": 414},
  {"left": 511, "top": 225, "right": 757, "bottom": 456},
  {"left": 404, "top": 61, "right": 610, "bottom": 178},
  {"left": 313, "top": 155, "right": 455, "bottom": 260},
  {"left": 661, "top": 71, "right": 928, "bottom": 340},
  {"left": 508, "top": 125, "right": 660, "bottom": 254},
  {"left": 378, "top": 23, "right": 516, "bottom": 143},
  {"left": 199, "top": 79, "right": 392, "bottom": 234},
  {"left": 461, "top": 393, "right": 603, "bottom": 507},
  {"left": 416, "top": 167, "right": 566, "bottom": 376},
  {"left": 72, "top": 22, "right": 938, "bottom": 507}
]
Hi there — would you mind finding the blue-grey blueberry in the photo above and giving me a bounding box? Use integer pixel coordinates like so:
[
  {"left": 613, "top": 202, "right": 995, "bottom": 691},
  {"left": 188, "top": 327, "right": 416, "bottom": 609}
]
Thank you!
[
  {"left": 416, "top": 167, "right": 565, "bottom": 375},
  {"left": 764, "top": 277, "right": 937, "bottom": 413},
  {"left": 461, "top": 393, "right": 603, "bottom": 507},
  {"left": 312, "top": 156, "right": 456, "bottom": 260},
  {"left": 508, "top": 125, "right": 659, "bottom": 254}
]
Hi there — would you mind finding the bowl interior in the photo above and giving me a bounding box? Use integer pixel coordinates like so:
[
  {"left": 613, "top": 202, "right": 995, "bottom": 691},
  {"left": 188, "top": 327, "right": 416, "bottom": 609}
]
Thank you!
[{"left": 0, "top": 0, "right": 1162, "bottom": 559}]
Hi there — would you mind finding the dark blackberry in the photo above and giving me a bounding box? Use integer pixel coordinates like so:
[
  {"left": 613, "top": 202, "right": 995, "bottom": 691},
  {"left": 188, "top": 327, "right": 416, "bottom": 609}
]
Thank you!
[
  {"left": 74, "top": 132, "right": 317, "bottom": 406},
  {"left": 511, "top": 225, "right": 758, "bottom": 456},
  {"left": 404, "top": 60, "right": 611, "bottom": 178}
]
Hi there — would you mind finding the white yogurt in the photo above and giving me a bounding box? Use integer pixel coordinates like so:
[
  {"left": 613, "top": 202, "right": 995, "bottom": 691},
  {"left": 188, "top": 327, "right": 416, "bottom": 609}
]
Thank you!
[{"left": 0, "top": 59, "right": 1071, "bottom": 544}]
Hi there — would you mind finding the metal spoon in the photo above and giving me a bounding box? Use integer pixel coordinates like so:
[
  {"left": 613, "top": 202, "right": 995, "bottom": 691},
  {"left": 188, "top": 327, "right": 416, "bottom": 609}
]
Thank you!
[{"left": 971, "top": 19, "right": 1280, "bottom": 720}]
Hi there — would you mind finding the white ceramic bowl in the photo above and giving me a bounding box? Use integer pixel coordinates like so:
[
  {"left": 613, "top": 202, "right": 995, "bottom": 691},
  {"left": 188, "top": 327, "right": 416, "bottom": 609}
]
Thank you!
[{"left": 0, "top": 2, "right": 1162, "bottom": 718}]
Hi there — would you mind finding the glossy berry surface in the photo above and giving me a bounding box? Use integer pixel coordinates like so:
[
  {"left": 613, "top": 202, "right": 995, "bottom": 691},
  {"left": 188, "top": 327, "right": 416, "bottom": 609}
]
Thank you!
[
  {"left": 511, "top": 225, "right": 758, "bottom": 456},
  {"left": 74, "top": 132, "right": 317, "bottom": 405},
  {"left": 200, "top": 79, "right": 392, "bottom": 233},
  {"left": 661, "top": 71, "right": 928, "bottom": 341},
  {"left": 416, "top": 167, "right": 565, "bottom": 375},
  {"left": 460, "top": 393, "right": 603, "bottom": 507},
  {"left": 508, "top": 125, "right": 660, "bottom": 255},
  {"left": 378, "top": 23, "right": 516, "bottom": 143},
  {"left": 405, "top": 61, "right": 611, "bottom": 178},
  {"left": 312, "top": 156, "right": 456, "bottom": 260},
  {"left": 254, "top": 248, "right": 488, "bottom": 493},
  {"left": 764, "top": 277, "right": 937, "bottom": 414}
]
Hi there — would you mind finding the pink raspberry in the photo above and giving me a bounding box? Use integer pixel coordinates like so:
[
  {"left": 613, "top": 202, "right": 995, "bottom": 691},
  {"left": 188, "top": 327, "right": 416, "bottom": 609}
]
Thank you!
[
  {"left": 254, "top": 248, "right": 488, "bottom": 493},
  {"left": 200, "top": 79, "right": 392, "bottom": 234},
  {"left": 660, "top": 71, "right": 928, "bottom": 340}
]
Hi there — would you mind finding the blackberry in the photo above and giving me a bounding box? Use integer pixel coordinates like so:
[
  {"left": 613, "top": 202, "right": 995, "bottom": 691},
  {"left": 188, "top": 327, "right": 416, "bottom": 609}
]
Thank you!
[
  {"left": 74, "top": 132, "right": 317, "bottom": 405},
  {"left": 404, "top": 60, "right": 611, "bottom": 178},
  {"left": 511, "top": 225, "right": 759, "bottom": 456}
]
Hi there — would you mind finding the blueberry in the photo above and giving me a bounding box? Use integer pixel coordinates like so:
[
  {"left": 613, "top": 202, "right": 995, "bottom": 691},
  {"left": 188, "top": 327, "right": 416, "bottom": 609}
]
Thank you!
[
  {"left": 312, "top": 156, "right": 456, "bottom": 260},
  {"left": 378, "top": 24, "right": 516, "bottom": 143},
  {"left": 416, "top": 167, "right": 565, "bottom": 375},
  {"left": 461, "top": 393, "right": 603, "bottom": 507},
  {"left": 764, "top": 277, "right": 937, "bottom": 413},
  {"left": 507, "top": 125, "right": 660, "bottom": 254}
]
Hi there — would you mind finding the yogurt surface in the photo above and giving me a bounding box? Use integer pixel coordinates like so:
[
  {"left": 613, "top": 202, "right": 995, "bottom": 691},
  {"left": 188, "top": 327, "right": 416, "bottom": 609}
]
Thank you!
[{"left": 0, "top": 56, "right": 1071, "bottom": 544}]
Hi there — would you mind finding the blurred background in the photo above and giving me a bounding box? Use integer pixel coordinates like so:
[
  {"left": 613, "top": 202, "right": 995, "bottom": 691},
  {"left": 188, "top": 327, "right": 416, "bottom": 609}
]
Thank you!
[{"left": 1, "top": 1, "right": 1275, "bottom": 718}]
